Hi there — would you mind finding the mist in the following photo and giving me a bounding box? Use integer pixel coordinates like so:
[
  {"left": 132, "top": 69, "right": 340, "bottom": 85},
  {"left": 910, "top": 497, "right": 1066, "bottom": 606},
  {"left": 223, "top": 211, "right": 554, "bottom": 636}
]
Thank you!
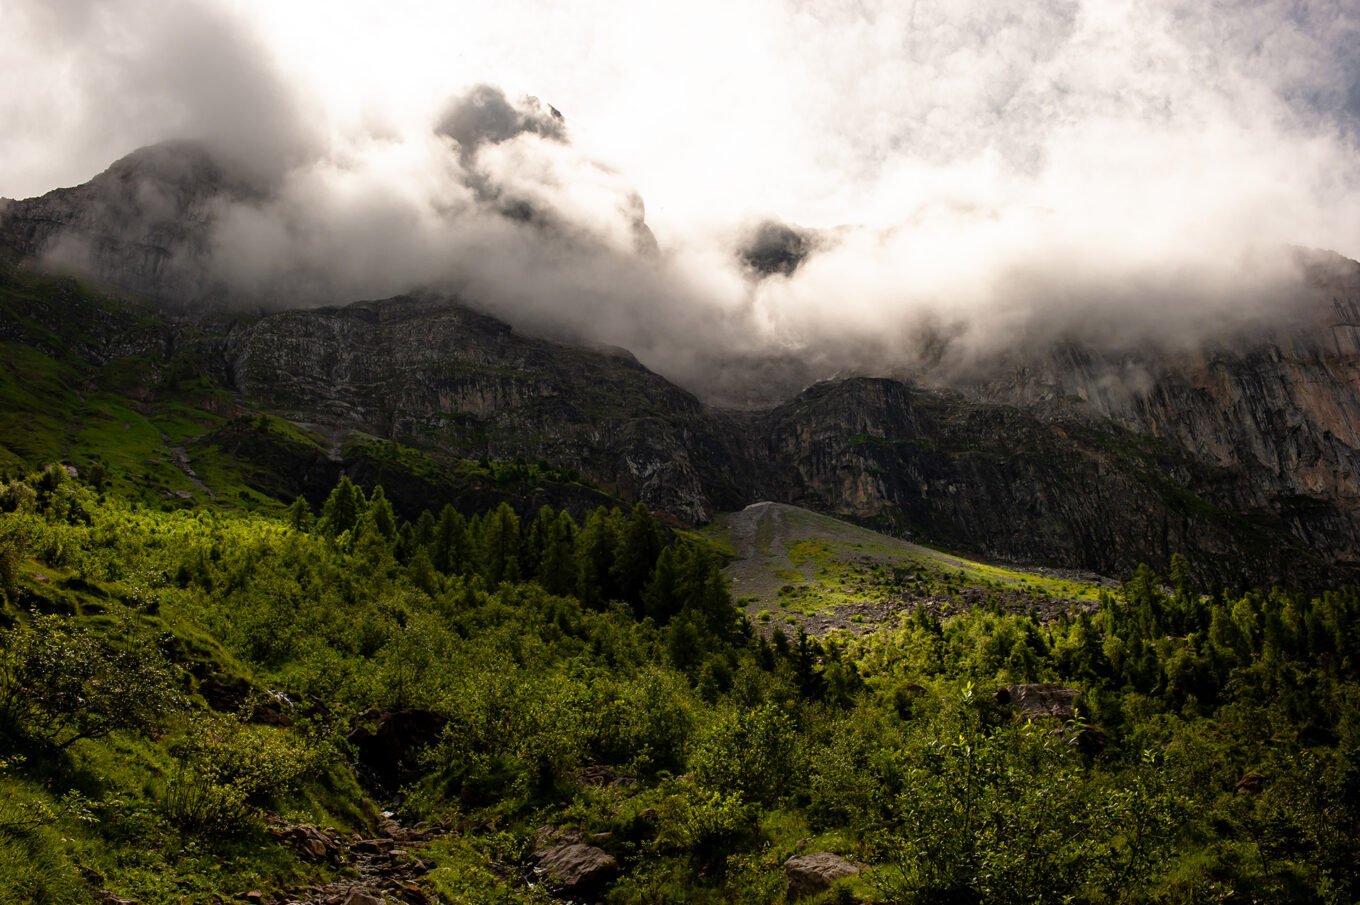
[{"left": 4, "top": 0, "right": 1360, "bottom": 404}]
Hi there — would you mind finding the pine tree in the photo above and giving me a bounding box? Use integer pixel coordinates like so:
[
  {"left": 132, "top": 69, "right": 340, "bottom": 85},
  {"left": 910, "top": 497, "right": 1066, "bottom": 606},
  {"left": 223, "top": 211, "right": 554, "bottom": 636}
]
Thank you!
[
  {"left": 413, "top": 509, "right": 437, "bottom": 550},
  {"left": 614, "top": 503, "right": 663, "bottom": 614},
  {"left": 287, "top": 495, "right": 313, "bottom": 531},
  {"left": 432, "top": 504, "right": 471, "bottom": 575},
  {"left": 575, "top": 507, "right": 620, "bottom": 608},
  {"left": 479, "top": 502, "right": 522, "bottom": 585},
  {"left": 319, "top": 476, "right": 365, "bottom": 537},
  {"left": 365, "top": 485, "right": 398, "bottom": 542},
  {"left": 643, "top": 546, "right": 683, "bottom": 624},
  {"left": 534, "top": 508, "right": 578, "bottom": 596}
]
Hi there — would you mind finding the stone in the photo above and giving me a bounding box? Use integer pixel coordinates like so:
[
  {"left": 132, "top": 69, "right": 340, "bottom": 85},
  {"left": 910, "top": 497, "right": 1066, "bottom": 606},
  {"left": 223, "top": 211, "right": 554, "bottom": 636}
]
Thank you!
[
  {"left": 341, "top": 889, "right": 385, "bottom": 905},
  {"left": 531, "top": 825, "right": 581, "bottom": 859},
  {"left": 535, "top": 842, "right": 619, "bottom": 896},
  {"left": 784, "top": 852, "right": 859, "bottom": 900},
  {"left": 397, "top": 885, "right": 429, "bottom": 904},
  {"left": 272, "top": 824, "right": 341, "bottom": 863},
  {"left": 995, "top": 684, "right": 1079, "bottom": 720}
]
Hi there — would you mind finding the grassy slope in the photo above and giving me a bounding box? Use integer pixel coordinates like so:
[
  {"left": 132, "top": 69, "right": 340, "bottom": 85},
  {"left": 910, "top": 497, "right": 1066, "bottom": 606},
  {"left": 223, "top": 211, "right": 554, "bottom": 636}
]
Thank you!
[
  {"left": 0, "top": 268, "right": 265, "bottom": 508},
  {"left": 702, "top": 501, "right": 1110, "bottom": 636},
  {"left": 0, "top": 268, "right": 612, "bottom": 521}
]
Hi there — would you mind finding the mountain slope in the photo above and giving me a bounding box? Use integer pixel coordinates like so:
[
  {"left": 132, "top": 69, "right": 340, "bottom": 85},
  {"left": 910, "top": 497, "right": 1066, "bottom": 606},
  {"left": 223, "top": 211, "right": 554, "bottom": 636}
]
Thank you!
[
  {"left": 3, "top": 144, "right": 1360, "bottom": 585},
  {"left": 704, "top": 501, "right": 1108, "bottom": 636}
]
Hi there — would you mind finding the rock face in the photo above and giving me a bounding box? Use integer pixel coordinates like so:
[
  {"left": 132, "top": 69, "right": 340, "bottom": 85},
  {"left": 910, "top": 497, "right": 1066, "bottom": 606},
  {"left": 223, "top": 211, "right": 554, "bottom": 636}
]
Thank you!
[
  {"left": 208, "top": 293, "right": 748, "bottom": 524},
  {"left": 784, "top": 852, "right": 859, "bottom": 899},
  {"left": 959, "top": 253, "right": 1360, "bottom": 577},
  {"left": 743, "top": 376, "right": 1333, "bottom": 581},
  {"left": 0, "top": 141, "right": 260, "bottom": 302}
]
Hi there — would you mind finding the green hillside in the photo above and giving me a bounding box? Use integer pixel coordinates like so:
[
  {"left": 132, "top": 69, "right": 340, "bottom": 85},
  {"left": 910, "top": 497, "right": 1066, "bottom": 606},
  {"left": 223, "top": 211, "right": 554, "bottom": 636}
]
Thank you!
[
  {"left": 704, "top": 502, "right": 1110, "bottom": 635},
  {"left": 2, "top": 466, "right": 1359, "bottom": 901}
]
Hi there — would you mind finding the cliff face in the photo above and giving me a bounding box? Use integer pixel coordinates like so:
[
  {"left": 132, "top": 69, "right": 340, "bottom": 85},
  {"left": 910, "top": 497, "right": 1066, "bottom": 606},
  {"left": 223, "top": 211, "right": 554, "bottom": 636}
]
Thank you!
[
  {"left": 0, "top": 142, "right": 257, "bottom": 302},
  {"left": 192, "top": 287, "right": 1350, "bottom": 581},
  {"left": 741, "top": 378, "right": 1326, "bottom": 581},
  {"left": 203, "top": 294, "right": 749, "bottom": 524},
  {"left": 957, "top": 254, "right": 1360, "bottom": 574}
]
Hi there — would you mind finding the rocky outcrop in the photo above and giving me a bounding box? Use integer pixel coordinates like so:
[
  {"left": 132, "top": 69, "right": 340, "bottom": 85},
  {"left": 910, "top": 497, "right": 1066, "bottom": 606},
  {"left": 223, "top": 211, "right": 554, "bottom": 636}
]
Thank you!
[
  {"left": 0, "top": 141, "right": 261, "bottom": 303},
  {"left": 994, "top": 684, "right": 1079, "bottom": 720},
  {"left": 209, "top": 293, "right": 748, "bottom": 523},
  {"left": 784, "top": 852, "right": 859, "bottom": 899}
]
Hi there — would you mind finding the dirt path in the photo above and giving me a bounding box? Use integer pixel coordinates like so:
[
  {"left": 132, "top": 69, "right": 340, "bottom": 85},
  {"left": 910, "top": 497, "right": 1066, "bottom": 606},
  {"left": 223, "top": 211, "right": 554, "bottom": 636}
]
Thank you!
[{"left": 161, "top": 434, "right": 215, "bottom": 499}]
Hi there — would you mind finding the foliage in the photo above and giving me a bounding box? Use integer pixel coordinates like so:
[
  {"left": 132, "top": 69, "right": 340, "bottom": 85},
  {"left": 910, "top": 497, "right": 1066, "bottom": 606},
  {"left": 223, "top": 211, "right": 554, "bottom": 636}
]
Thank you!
[
  {"left": 0, "top": 466, "right": 1357, "bottom": 901},
  {"left": 164, "top": 711, "right": 328, "bottom": 835},
  {"left": 0, "top": 612, "right": 184, "bottom": 748}
]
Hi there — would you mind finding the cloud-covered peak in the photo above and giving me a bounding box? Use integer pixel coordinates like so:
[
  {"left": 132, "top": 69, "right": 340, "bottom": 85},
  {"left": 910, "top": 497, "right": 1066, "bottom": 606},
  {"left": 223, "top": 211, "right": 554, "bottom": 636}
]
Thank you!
[
  {"left": 3, "top": 0, "right": 1359, "bottom": 404},
  {"left": 436, "top": 84, "right": 566, "bottom": 159}
]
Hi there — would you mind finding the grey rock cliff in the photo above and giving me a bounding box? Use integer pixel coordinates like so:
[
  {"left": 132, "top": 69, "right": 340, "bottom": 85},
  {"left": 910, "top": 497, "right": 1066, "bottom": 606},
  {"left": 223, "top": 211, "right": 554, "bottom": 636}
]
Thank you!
[
  {"left": 0, "top": 141, "right": 260, "bottom": 303},
  {"left": 203, "top": 293, "right": 748, "bottom": 524}
]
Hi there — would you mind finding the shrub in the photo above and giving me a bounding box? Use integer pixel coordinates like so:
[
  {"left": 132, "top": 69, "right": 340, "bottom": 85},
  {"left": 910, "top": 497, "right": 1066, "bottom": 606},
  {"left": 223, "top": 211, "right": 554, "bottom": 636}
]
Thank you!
[
  {"left": 164, "top": 712, "right": 325, "bottom": 835},
  {"left": 0, "top": 613, "right": 184, "bottom": 748}
]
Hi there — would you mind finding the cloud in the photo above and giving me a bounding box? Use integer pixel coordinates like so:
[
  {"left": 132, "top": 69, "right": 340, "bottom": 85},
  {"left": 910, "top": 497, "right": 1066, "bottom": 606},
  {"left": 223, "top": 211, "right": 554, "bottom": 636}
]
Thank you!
[
  {"left": 3, "top": 0, "right": 1360, "bottom": 405},
  {"left": 0, "top": 0, "right": 316, "bottom": 192}
]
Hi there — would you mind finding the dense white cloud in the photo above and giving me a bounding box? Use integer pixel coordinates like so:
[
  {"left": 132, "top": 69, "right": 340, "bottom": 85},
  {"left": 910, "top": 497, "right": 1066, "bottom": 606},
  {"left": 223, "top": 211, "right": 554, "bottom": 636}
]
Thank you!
[{"left": 2, "top": 0, "right": 1358, "bottom": 402}]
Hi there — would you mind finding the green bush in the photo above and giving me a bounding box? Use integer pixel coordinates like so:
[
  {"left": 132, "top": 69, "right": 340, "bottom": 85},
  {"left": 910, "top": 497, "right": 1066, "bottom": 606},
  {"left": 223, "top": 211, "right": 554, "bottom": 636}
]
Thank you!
[
  {"left": 164, "top": 712, "right": 326, "bottom": 835},
  {"left": 0, "top": 613, "right": 183, "bottom": 748}
]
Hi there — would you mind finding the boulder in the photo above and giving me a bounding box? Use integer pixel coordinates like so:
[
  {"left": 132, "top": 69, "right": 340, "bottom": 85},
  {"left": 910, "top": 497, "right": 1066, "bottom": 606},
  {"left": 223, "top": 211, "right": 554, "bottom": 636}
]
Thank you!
[
  {"left": 994, "top": 684, "right": 1078, "bottom": 720},
  {"left": 784, "top": 852, "right": 859, "bottom": 900},
  {"left": 535, "top": 842, "right": 619, "bottom": 897},
  {"left": 532, "top": 825, "right": 582, "bottom": 858},
  {"left": 270, "top": 823, "right": 341, "bottom": 863}
]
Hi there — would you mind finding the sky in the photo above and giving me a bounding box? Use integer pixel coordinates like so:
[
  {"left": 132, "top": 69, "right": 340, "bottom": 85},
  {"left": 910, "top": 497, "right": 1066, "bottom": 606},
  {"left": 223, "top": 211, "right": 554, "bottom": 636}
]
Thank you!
[{"left": 3, "top": 0, "right": 1360, "bottom": 400}]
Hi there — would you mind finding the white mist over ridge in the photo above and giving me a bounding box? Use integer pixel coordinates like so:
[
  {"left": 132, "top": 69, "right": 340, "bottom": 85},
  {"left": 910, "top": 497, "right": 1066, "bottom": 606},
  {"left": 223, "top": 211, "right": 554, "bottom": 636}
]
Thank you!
[{"left": 3, "top": 0, "right": 1360, "bottom": 402}]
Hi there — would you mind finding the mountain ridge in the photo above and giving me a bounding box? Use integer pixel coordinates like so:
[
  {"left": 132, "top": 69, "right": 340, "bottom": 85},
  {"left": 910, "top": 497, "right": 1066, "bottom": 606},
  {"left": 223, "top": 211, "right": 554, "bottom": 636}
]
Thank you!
[{"left": 3, "top": 144, "right": 1360, "bottom": 585}]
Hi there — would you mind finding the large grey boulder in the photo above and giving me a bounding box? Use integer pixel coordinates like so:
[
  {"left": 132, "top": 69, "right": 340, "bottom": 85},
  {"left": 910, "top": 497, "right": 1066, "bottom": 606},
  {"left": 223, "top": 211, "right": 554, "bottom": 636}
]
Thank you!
[
  {"left": 784, "top": 851, "right": 859, "bottom": 899},
  {"left": 535, "top": 841, "right": 619, "bottom": 898}
]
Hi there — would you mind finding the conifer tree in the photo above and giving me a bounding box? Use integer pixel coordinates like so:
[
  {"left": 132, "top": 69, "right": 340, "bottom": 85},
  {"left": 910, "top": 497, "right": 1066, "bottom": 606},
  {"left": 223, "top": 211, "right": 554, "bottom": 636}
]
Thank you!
[
  {"left": 575, "top": 507, "right": 619, "bottom": 608},
  {"left": 614, "top": 502, "right": 664, "bottom": 613},
  {"left": 531, "top": 507, "right": 578, "bottom": 596},
  {"left": 365, "top": 485, "right": 398, "bottom": 542},
  {"left": 479, "top": 502, "right": 522, "bottom": 585},
  {"left": 644, "top": 546, "right": 683, "bottom": 624},
  {"left": 318, "top": 476, "right": 365, "bottom": 537},
  {"left": 287, "top": 495, "right": 313, "bottom": 531},
  {"left": 432, "top": 504, "right": 471, "bottom": 575}
]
